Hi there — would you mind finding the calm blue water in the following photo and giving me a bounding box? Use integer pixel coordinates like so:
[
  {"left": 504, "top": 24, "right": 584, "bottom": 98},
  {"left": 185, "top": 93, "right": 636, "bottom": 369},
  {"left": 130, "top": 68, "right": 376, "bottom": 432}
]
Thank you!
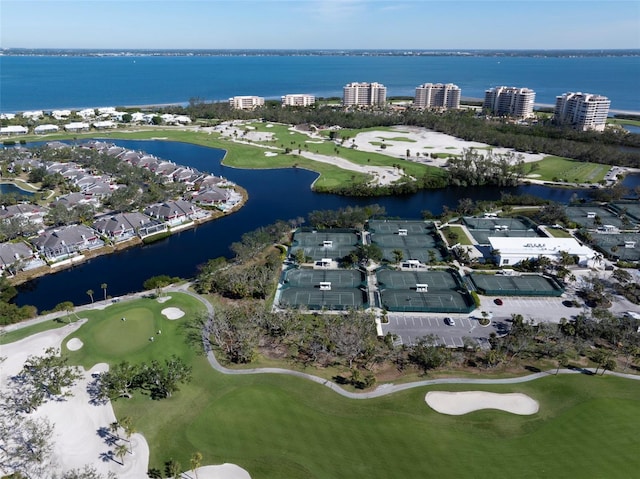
[
  {"left": 1, "top": 55, "right": 639, "bottom": 112},
  {"left": 0, "top": 183, "right": 34, "bottom": 196},
  {"left": 14, "top": 139, "right": 600, "bottom": 311}
]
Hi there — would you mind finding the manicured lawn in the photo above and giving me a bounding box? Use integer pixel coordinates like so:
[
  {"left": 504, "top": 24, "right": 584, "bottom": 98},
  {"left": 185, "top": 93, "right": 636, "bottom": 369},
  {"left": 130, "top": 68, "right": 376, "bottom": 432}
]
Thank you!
[
  {"left": 608, "top": 118, "right": 640, "bottom": 127},
  {"left": 442, "top": 225, "right": 473, "bottom": 245},
  {"left": 0, "top": 317, "right": 71, "bottom": 345},
  {"left": 376, "top": 136, "right": 416, "bottom": 142},
  {"left": 64, "top": 293, "right": 204, "bottom": 368},
  {"left": 546, "top": 227, "right": 574, "bottom": 238},
  {"left": 525, "top": 156, "right": 609, "bottom": 183},
  {"left": 54, "top": 292, "right": 640, "bottom": 478}
]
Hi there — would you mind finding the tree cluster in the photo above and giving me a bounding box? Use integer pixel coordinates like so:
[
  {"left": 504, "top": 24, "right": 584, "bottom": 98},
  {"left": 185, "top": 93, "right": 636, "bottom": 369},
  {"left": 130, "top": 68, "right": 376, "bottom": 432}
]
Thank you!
[
  {"left": 307, "top": 204, "right": 386, "bottom": 229},
  {"left": 97, "top": 356, "right": 192, "bottom": 400},
  {"left": 166, "top": 102, "right": 640, "bottom": 168}
]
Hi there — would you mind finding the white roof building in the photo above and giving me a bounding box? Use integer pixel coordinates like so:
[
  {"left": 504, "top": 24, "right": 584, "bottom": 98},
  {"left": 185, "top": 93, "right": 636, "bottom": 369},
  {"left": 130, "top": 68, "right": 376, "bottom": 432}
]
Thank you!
[
  {"left": 52, "top": 109, "right": 72, "bottom": 120},
  {"left": 22, "top": 110, "right": 43, "bottom": 120},
  {"left": 282, "top": 94, "right": 316, "bottom": 107},
  {"left": 34, "top": 124, "right": 60, "bottom": 134},
  {"left": 229, "top": 96, "right": 265, "bottom": 110},
  {"left": 488, "top": 237, "right": 597, "bottom": 267},
  {"left": 92, "top": 120, "right": 116, "bottom": 129},
  {"left": 64, "top": 122, "right": 90, "bottom": 132},
  {"left": 0, "top": 125, "right": 28, "bottom": 135}
]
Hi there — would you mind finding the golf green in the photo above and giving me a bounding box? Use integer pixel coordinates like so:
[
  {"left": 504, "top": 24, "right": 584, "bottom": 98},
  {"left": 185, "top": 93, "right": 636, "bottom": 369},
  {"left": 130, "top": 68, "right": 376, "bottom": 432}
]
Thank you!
[{"left": 91, "top": 307, "right": 157, "bottom": 356}]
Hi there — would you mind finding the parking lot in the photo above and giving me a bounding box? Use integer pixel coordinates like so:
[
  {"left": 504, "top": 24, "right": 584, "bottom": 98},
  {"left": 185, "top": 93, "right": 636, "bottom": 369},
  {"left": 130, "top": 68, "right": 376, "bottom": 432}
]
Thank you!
[
  {"left": 478, "top": 296, "right": 580, "bottom": 324},
  {"left": 381, "top": 313, "right": 509, "bottom": 350}
]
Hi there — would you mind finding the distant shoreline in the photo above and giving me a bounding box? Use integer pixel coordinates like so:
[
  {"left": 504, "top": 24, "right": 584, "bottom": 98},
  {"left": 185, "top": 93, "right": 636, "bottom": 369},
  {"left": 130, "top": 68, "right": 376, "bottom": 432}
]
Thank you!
[{"left": 2, "top": 48, "right": 640, "bottom": 58}]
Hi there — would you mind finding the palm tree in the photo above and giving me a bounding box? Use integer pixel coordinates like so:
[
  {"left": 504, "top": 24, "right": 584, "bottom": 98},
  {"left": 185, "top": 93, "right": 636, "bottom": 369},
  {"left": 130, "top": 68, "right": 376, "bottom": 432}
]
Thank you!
[
  {"left": 115, "top": 443, "right": 128, "bottom": 466},
  {"left": 86, "top": 289, "right": 94, "bottom": 303},
  {"left": 190, "top": 452, "right": 203, "bottom": 479},
  {"left": 101, "top": 283, "right": 108, "bottom": 301},
  {"left": 120, "top": 416, "right": 136, "bottom": 453},
  {"left": 109, "top": 421, "right": 120, "bottom": 440}
]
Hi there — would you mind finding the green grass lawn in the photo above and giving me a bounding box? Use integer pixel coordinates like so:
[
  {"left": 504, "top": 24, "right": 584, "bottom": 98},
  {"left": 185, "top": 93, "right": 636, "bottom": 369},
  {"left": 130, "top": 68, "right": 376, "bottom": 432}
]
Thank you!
[
  {"left": 525, "top": 156, "right": 610, "bottom": 183},
  {"left": 27, "top": 126, "right": 448, "bottom": 191},
  {"left": 442, "top": 225, "right": 473, "bottom": 245},
  {"left": 37, "top": 292, "right": 640, "bottom": 478},
  {"left": 608, "top": 118, "right": 640, "bottom": 127},
  {"left": 546, "top": 227, "right": 574, "bottom": 238},
  {"left": 376, "top": 136, "right": 416, "bottom": 142}
]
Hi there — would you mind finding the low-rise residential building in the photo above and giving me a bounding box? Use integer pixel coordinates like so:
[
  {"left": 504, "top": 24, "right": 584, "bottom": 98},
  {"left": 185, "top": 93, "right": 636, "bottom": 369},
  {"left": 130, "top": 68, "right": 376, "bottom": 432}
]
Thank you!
[
  {"left": 0, "top": 242, "right": 40, "bottom": 273},
  {"left": 0, "top": 125, "right": 29, "bottom": 135},
  {"left": 64, "top": 122, "right": 90, "bottom": 132},
  {"left": 93, "top": 212, "right": 166, "bottom": 241},
  {"left": 34, "top": 124, "right": 60, "bottom": 134},
  {"left": 281, "top": 94, "right": 316, "bottom": 107},
  {"left": 229, "top": 96, "right": 265, "bottom": 110},
  {"left": 553, "top": 92, "right": 611, "bottom": 132},
  {"left": 31, "top": 224, "right": 103, "bottom": 260},
  {"left": 0, "top": 203, "right": 48, "bottom": 225},
  {"left": 189, "top": 185, "right": 230, "bottom": 206},
  {"left": 143, "top": 200, "right": 200, "bottom": 225}
]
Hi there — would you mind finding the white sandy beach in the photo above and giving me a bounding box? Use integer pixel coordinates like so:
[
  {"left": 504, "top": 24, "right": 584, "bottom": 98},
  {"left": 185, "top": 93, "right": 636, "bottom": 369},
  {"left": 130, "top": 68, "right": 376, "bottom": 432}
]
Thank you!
[{"left": 425, "top": 391, "right": 539, "bottom": 415}]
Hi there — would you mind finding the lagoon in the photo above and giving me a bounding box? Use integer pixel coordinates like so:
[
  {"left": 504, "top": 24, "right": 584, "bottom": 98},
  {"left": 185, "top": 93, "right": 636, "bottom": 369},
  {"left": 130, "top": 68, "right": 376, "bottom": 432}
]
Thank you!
[{"left": 13, "top": 139, "right": 600, "bottom": 311}]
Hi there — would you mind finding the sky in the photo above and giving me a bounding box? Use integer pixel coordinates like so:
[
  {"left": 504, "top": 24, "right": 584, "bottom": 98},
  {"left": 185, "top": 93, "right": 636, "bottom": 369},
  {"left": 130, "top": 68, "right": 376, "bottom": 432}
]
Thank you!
[{"left": 1, "top": 0, "right": 639, "bottom": 50}]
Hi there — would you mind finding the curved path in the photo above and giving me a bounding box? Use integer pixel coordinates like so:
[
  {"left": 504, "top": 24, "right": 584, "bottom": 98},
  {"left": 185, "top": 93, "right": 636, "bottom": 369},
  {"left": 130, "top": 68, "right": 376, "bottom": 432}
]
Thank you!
[
  {"left": 182, "top": 287, "right": 640, "bottom": 400},
  {"left": 7, "top": 284, "right": 638, "bottom": 400}
]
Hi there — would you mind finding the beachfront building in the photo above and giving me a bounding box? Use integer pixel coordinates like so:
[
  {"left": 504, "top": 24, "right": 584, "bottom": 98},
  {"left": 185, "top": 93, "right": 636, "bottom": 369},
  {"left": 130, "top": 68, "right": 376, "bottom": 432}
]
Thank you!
[
  {"left": 483, "top": 86, "right": 535, "bottom": 119},
  {"left": 229, "top": 96, "right": 265, "bottom": 110},
  {"left": 281, "top": 94, "right": 316, "bottom": 107},
  {"left": 553, "top": 92, "right": 611, "bottom": 132},
  {"left": 342, "top": 82, "right": 387, "bottom": 107},
  {"left": 0, "top": 126, "right": 28, "bottom": 136},
  {"left": 488, "top": 237, "right": 597, "bottom": 267},
  {"left": 34, "top": 124, "right": 60, "bottom": 134},
  {"left": 64, "top": 122, "right": 90, "bottom": 132},
  {"left": 414, "top": 83, "right": 461, "bottom": 110}
]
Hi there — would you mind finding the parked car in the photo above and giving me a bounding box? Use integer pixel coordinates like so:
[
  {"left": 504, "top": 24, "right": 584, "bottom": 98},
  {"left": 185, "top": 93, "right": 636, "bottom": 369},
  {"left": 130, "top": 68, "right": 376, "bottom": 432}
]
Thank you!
[
  {"left": 444, "top": 317, "right": 455, "bottom": 326},
  {"left": 494, "top": 298, "right": 503, "bottom": 306}
]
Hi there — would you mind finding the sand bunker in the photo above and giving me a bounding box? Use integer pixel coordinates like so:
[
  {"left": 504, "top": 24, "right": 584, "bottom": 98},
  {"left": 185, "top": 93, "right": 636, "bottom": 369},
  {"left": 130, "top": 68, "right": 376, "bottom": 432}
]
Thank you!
[
  {"left": 425, "top": 391, "right": 539, "bottom": 415},
  {"left": 161, "top": 307, "right": 185, "bottom": 320},
  {"left": 185, "top": 464, "right": 252, "bottom": 479},
  {"left": 66, "top": 338, "right": 84, "bottom": 351},
  {"left": 264, "top": 151, "right": 278, "bottom": 157},
  {"left": 157, "top": 295, "right": 172, "bottom": 303}
]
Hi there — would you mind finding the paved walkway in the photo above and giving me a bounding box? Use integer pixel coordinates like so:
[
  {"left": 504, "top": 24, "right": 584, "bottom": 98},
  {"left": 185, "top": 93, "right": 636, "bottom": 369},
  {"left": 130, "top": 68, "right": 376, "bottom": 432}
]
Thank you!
[{"left": 7, "top": 285, "right": 639, "bottom": 400}]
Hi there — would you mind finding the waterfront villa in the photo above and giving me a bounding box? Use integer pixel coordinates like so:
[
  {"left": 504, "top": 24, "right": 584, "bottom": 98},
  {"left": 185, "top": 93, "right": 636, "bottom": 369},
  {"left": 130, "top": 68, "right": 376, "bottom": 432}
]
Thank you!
[
  {"left": 93, "top": 212, "right": 167, "bottom": 241},
  {"left": 31, "top": 224, "right": 103, "bottom": 261}
]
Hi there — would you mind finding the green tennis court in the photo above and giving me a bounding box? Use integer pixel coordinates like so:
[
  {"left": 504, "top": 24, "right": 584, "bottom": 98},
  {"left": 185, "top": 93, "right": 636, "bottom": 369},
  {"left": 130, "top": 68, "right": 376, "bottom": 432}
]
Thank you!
[
  {"left": 368, "top": 220, "right": 434, "bottom": 235},
  {"left": 290, "top": 230, "right": 359, "bottom": 261},
  {"left": 380, "top": 289, "right": 473, "bottom": 313},
  {"left": 463, "top": 216, "right": 534, "bottom": 231},
  {"left": 377, "top": 269, "right": 461, "bottom": 290},
  {"left": 470, "top": 273, "right": 564, "bottom": 296},
  {"left": 279, "top": 288, "right": 367, "bottom": 310},
  {"left": 565, "top": 205, "right": 626, "bottom": 229},
  {"left": 283, "top": 269, "right": 365, "bottom": 288},
  {"left": 591, "top": 233, "right": 640, "bottom": 261}
]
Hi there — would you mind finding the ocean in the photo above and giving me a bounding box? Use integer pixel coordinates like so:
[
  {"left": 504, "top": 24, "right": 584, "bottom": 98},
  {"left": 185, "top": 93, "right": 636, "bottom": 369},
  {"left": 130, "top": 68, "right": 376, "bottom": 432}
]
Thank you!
[{"left": 1, "top": 53, "right": 639, "bottom": 112}]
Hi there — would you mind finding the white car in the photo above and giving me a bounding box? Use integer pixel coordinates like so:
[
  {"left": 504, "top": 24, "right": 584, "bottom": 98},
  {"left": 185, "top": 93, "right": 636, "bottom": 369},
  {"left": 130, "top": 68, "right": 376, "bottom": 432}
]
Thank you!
[{"left": 444, "top": 317, "right": 455, "bottom": 326}]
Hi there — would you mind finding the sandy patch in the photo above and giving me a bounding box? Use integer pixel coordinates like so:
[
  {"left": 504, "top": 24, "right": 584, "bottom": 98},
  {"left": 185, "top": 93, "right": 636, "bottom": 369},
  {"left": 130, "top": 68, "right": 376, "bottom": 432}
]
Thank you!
[
  {"left": 185, "top": 464, "right": 252, "bottom": 479},
  {"left": 1, "top": 327, "right": 149, "bottom": 478},
  {"left": 425, "top": 391, "right": 539, "bottom": 415},
  {"left": 157, "top": 295, "right": 172, "bottom": 303},
  {"left": 352, "top": 126, "right": 546, "bottom": 166},
  {"left": 66, "top": 337, "right": 84, "bottom": 351},
  {"left": 264, "top": 151, "right": 278, "bottom": 157},
  {"left": 161, "top": 307, "right": 185, "bottom": 320}
]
